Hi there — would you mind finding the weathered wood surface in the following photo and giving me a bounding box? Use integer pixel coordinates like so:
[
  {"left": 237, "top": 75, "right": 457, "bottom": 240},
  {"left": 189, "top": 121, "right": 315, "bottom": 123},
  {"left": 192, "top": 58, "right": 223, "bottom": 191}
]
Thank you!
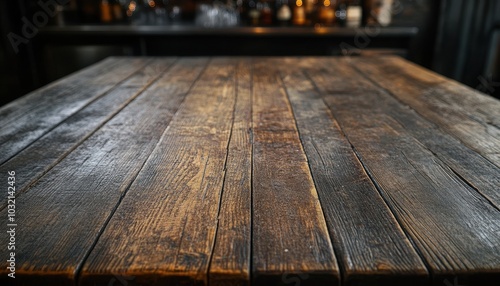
[
  {"left": 353, "top": 56, "right": 500, "bottom": 166},
  {"left": 0, "top": 57, "right": 208, "bottom": 285},
  {"left": 251, "top": 59, "right": 339, "bottom": 285},
  {"left": 308, "top": 57, "right": 500, "bottom": 285},
  {"left": 0, "top": 57, "right": 148, "bottom": 165},
  {"left": 278, "top": 60, "right": 428, "bottom": 286},
  {"left": 209, "top": 59, "right": 253, "bottom": 286},
  {"left": 81, "top": 57, "right": 238, "bottom": 286},
  {"left": 0, "top": 58, "right": 176, "bottom": 206},
  {"left": 0, "top": 57, "right": 499, "bottom": 286}
]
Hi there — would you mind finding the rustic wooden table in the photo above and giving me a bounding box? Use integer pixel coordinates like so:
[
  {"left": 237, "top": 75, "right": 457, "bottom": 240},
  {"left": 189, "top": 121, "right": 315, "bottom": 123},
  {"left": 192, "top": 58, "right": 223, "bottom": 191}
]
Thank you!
[{"left": 0, "top": 57, "right": 499, "bottom": 286}]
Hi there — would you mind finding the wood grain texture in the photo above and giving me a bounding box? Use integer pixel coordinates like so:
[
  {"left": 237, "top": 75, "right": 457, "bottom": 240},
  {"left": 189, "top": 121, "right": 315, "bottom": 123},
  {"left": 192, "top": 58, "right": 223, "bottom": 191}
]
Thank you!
[
  {"left": 1, "top": 57, "right": 499, "bottom": 286},
  {"left": 208, "top": 59, "right": 252, "bottom": 286},
  {"left": 251, "top": 59, "right": 339, "bottom": 286},
  {"left": 387, "top": 56, "right": 500, "bottom": 130},
  {"left": 338, "top": 58, "right": 500, "bottom": 209},
  {"left": 0, "top": 57, "right": 148, "bottom": 165},
  {"left": 80, "top": 58, "right": 237, "bottom": 286},
  {"left": 352, "top": 56, "right": 500, "bottom": 166},
  {"left": 0, "top": 58, "right": 208, "bottom": 286},
  {"left": 0, "top": 58, "right": 177, "bottom": 206},
  {"left": 309, "top": 58, "right": 500, "bottom": 285},
  {"left": 278, "top": 60, "right": 429, "bottom": 286}
]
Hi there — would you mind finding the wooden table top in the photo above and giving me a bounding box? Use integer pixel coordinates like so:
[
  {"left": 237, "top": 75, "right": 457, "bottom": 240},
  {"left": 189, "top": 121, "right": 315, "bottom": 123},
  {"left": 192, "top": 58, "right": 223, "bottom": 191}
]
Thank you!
[{"left": 0, "top": 57, "right": 499, "bottom": 286}]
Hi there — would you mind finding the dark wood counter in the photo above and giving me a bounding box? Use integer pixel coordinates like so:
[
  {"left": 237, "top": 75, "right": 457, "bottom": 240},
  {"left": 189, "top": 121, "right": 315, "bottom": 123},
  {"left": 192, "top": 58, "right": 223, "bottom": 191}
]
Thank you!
[{"left": 0, "top": 56, "right": 498, "bottom": 286}]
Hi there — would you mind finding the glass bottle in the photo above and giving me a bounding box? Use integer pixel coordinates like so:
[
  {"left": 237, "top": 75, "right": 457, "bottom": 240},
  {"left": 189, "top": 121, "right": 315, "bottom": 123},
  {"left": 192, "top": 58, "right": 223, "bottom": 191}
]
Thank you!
[
  {"left": 292, "top": 0, "right": 306, "bottom": 26},
  {"left": 336, "top": 0, "right": 347, "bottom": 27},
  {"left": 248, "top": 0, "right": 261, "bottom": 26},
  {"left": 100, "top": 0, "right": 113, "bottom": 23},
  {"left": 276, "top": 0, "right": 292, "bottom": 26},
  {"left": 318, "top": 0, "right": 334, "bottom": 26},
  {"left": 259, "top": 0, "right": 274, "bottom": 26}
]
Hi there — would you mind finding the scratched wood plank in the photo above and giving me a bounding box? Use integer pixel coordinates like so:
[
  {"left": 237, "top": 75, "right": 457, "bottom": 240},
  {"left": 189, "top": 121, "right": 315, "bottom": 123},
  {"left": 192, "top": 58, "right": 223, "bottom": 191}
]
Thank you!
[
  {"left": 309, "top": 58, "right": 500, "bottom": 210},
  {"left": 251, "top": 59, "right": 339, "bottom": 286},
  {"left": 319, "top": 58, "right": 500, "bottom": 209},
  {"left": 382, "top": 56, "right": 500, "bottom": 129},
  {"left": 0, "top": 57, "right": 149, "bottom": 165},
  {"left": 310, "top": 58, "right": 500, "bottom": 285},
  {"left": 80, "top": 58, "right": 238, "bottom": 286},
  {"left": 0, "top": 58, "right": 177, "bottom": 206},
  {"left": 352, "top": 56, "right": 500, "bottom": 166},
  {"left": 279, "top": 60, "right": 429, "bottom": 286},
  {"left": 208, "top": 59, "right": 252, "bottom": 286},
  {"left": 0, "top": 58, "right": 209, "bottom": 286}
]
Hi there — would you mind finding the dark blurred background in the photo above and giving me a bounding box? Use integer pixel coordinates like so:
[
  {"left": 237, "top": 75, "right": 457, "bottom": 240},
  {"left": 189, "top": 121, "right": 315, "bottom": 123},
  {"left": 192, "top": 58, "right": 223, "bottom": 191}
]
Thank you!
[{"left": 1, "top": 0, "right": 499, "bottom": 107}]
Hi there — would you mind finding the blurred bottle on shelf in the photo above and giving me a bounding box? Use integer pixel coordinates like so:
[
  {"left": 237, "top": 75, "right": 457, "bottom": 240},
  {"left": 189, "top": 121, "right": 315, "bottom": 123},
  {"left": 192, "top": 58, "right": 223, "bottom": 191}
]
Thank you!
[
  {"left": 362, "top": 0, "right": 393, "bottom": 26},
  {"left": 195, "top": 1, "right": 239, "bottom": 27},
  {"left": 109, "top": 0, "right": 124, "bottom": 22},
  {"left": 335, "top": 0, "right": 347, "bottom": 27},
  {"left": 100, "top": 0, "right": 114, "bottom": 23},
  {"left": 275, "top": 0, "right": 292, "bottom": 26},
  {"left": 317, "top": 0, "right": 335, "bottom": 26},
  {"left": 303, "top": 0, "right": 317, "bottom": 26},
  {"left": 346, "top": 0, "right": 362, "bottom": 27},
  {"left": 248, "top": 0, "right": 261, "bottom": 26},
  {"left": 259, "top": 0, "right": 274, "bottom": 26},
  {"left": 292, "top": 0, "right": 306, "bottom": 26},
  {"left": 236, "top": 0, "right": 249, "bottom": 25}
]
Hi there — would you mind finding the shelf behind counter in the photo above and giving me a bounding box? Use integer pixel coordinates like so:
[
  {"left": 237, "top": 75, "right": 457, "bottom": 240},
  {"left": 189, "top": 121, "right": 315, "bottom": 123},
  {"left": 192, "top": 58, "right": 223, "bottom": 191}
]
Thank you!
[{"left": 35, "top": 25, "right": 418, "bottom": 84}]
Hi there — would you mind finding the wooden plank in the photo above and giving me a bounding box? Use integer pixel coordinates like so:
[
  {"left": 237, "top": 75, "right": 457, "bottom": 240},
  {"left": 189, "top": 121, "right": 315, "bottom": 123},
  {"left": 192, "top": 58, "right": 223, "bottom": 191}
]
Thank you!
[
  {"left": 387, "top": 56, "right": 500, "bottom": 129},
  {"left": 327, "top": 57, "right": 500, "bottom": 209},
  {"left": 0, "top": 58, "right": 177, "bottom": 206},
  {"left": 0, "top": 57, "right": 149, "bottom": 165},
  {"left": 80, "top": 58, "right": 237, "bottom": 286},
  {"left": 352, "top": 56, "right": 500, "bottom": 166},
  {"left": 251, "top": 59, "right": 339, "bottom": 286},
  {"left": 309, "top": 58, "right": 500, "bottom": 285},
  {"left": 208, "top": 59, "right": 252, "bottom": 286},
  {"left": 279, "top": 61, "right": 429, "bottom": 286},
  {"left": 0, "top": 58, "right": 209, "bottom": 286}
]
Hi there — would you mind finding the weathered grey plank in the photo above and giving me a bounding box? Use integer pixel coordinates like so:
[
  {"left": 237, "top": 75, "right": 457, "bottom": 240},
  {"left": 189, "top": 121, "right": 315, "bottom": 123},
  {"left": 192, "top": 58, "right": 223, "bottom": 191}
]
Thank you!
[
  {"left": 251, "top": 59, "right": 339, "bottom": 286},
  {"left": 0, "top": 58, "right": 177, "bottom": 206},
  {"left": 0, "top": 58, "right": 209, "bottom": 285},
  {"left": 353, "top": 56, "right": 500, "bottom": 166},
  {"left": 80, "top": 58, "right": 237, "bottom": 286},
  {"left": 209, "top": 59, "right": 252, "bottom": 286},
  {"left": 0, "top": 57, "right": 149, "bottom": 164},
  {"left": 279, "top": 60, "right": 429, "bottom": 286},
  {"left": 310, "top": 58, "right": 500, "bottom": 285},
  {"left": 321, "top": 57, "right": 500, "bottom": 209}
]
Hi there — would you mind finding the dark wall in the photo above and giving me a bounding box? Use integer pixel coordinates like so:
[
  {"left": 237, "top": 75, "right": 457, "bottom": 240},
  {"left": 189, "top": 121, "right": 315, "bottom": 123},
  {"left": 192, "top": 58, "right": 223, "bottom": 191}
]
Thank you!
[
  {"left": 391, "top": 0, "right": 441, "bottom": 68},
  {"left": 433, "top": 0, "right": 500, "bottom": 98},
  {"left": 0, "top": 1, "right": 40, "bottom": 107}
]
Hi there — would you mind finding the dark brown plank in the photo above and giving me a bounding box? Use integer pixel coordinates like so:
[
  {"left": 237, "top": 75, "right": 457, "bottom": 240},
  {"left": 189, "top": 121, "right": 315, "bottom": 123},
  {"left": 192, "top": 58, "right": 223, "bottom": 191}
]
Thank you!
[
  {"left": 209, "top": 59, "right": 252, "bottom": 286},
  {"left": 0, "top": 57, "right": 149, "bottom": 164},
  {"left": 0, "top": 58, "right": 177, "bottom": 205},
  {"left": 251, "top": 59, "right": 339, "bottom": 286},
  {"left": 327, "top": 57, "right": 500, "bottom": 210},
  {"left": 386, "top": 56, "right": 500, "bottom": 129},
  {"left": 310, "top": 58, "right": 500, "bottom": 285},
  {"left": 80, "top": 58, "right": 237, "bottom": 286},
  {"left": 0, "top": 58, "right": 209, "bottom": 286},
  {"left": 279, "top": 61, "right": 429, "bottom": 286},
  {"left": 353, "top": 56, "right": 500, "bottom": 166}
]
